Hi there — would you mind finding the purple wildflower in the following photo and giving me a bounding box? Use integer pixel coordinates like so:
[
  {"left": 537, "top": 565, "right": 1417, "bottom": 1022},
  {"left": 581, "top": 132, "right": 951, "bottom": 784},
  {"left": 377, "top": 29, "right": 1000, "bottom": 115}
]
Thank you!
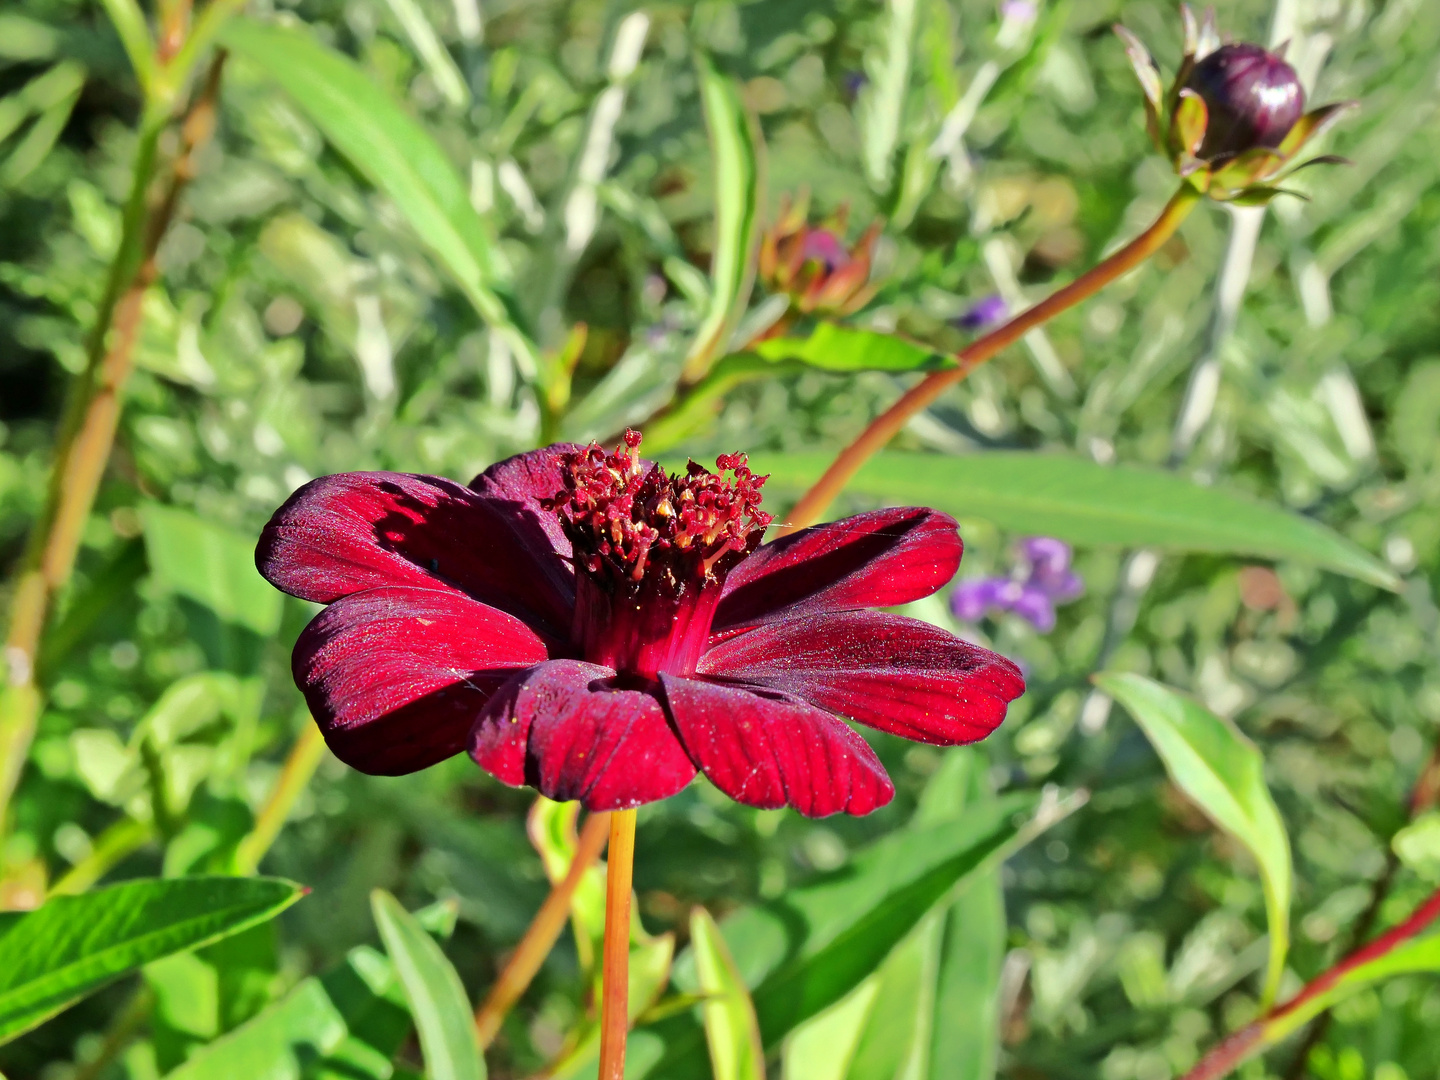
[
  {"left": 950, "top": 537, "right": 1083, "bottom": 633},
  {"left": 953, "top": 295, "right": 1008, "bottom": 332}
]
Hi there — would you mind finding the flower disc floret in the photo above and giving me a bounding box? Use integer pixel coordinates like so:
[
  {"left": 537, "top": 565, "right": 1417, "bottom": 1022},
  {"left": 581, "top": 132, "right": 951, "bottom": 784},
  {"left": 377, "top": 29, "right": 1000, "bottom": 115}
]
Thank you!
[{"left": 547, "top": 430, "right": 771, "bottom": 591}]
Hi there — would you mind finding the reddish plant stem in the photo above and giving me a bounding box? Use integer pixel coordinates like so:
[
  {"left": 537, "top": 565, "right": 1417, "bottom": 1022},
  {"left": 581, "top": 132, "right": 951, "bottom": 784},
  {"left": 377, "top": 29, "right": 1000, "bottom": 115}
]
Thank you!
[
  {"left": 597, "top": 808, "right": 638, "bottom": 1080},
  {"left": 778, "top": 184, "right": 1202, "bottom": 534},
  {"left": 1280, "top": 740, "right": 1440, "bottom": 1078},
  {"left": 1181, "top": 885, "right": 1440, "bottom": 1080},
  {"left": 0, "top": 54, "right": 226, "bottom": 831},
  {"left": 475, "top": 810, "right": 613, "bottom": 1047}
]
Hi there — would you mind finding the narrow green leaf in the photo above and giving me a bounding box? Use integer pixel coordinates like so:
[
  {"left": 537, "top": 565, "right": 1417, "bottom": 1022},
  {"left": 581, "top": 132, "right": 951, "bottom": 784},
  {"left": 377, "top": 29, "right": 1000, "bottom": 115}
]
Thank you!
[
  {"left": 753, "top": 324, "right": 951, "bottom": 373},
  {"left": 753, "top": 451, "right": 1398, "bottom": 589},
  {"left": 220, "top": 17, "right": 536, "bottom": 369},
  {"left": 0, "top": 876, "right": 304, "bottom": 1044},
  {"left": 681, "top": 53, "right": 760, "bottom": 382},
  {"left": 647, "top": 326, "right": 949, "bottom": 452},
  {"left": 1, "top": 83, "right": 81, "bottom": 188},
  {"left": 371, "top": 890, "right": 484, "bottom": 1080},
  {"left": 691, "top": 908, "right": 763, "bottom": 1080},
  {"left": 379, "top": 0, "right": 470, "bottom": 109},
  {"left": 165, "top": 945, "right": 413, "bottom": 1079},
  {"left": 93, "top": 0, "right": 153, "bottom": 92},
  {"left": 140, "top": 503, "right": 283, "bottom": 636},
  {"left": 528, "top": 797, "right": 606, "bottom": 974},
  {"left": 856, "top": 0, "right": 918, "bottom": 190},
  {"left": 1097, "top": 672, "right": 1292, "bottom": 1008}
]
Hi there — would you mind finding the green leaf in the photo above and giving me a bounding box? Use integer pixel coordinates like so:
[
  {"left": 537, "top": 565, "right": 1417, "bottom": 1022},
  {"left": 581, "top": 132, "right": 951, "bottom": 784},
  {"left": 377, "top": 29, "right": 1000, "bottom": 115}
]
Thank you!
[
  {"left": 140, "top": 504, "right": 284, "bottom": 636},
  {"left": 856, "top": 0, "right": 918, "bottom": 190},
  {"left": 219, "top": 17, "right": 535, "bottom": 369},
  {"left": 165, "top": 945, "right": 413, "bottom": 1079},
  {"left": 0, "top": 876, "right": 304, "bottom": 1044},
  {"left": 681, "top": 52, "right": 760, "bottom": 382},
  {"left": 646, "top": 326, "right": 949, "bottom": 453},
  {"left": 371, "top": 890, "right": 484, "bottom": 1080},
  {"left": 93, "top": 0, "right": 152, "bottom": 92},
  {"left": 690, "top": 908, "right": 763, "bottom": 1080},
  {"left": 753, "top": 451, "right": 1398, "bottom": 589},
  {"left": 1393, "top": 813, "right": 1440, "bottom": 882},
  {"left": 1096, "top": 672, "right": 1293, "bottom": 1008},
  {"left": 379, "top": 0, "right": 469, "bottom": 109},
  {"left": 648, "top": 791, "right": 1065, "bottom": 1079},
  {"left": 753, "top": 324, "right": 952, "bottom": 373},
  {"left": 528, "top": 798, "right": 607, "bottom": 974}
]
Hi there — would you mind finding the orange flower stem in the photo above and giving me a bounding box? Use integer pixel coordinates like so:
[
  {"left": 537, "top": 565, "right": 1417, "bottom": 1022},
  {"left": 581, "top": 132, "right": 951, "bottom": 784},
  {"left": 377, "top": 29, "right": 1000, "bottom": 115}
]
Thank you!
[
  {"left": 596, "top": 808, "right": 638, "bottom": 1080},
  {"left": 474, "top": 809, "right": 613, "bottom": 1047},
  {"left": 778, "top": 183, "right": 1203, "bottom": 534}
]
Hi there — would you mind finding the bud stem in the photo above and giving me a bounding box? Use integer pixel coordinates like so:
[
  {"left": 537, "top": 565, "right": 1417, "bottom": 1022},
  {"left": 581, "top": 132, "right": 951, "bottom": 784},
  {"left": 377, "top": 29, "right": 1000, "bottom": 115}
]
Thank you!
[
  {"left": 597, "top": 808, "right": 638, "bottom": 1080},
  {"left": 779, "top": 182, "right": 1204, "bottom": 534}
]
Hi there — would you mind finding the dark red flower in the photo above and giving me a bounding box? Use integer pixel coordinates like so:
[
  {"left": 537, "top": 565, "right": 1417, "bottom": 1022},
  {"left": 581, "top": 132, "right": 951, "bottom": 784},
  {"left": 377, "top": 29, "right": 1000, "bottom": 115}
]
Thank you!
[{"left": 256, "top": 434, "right": 1024, "bottom": 817}]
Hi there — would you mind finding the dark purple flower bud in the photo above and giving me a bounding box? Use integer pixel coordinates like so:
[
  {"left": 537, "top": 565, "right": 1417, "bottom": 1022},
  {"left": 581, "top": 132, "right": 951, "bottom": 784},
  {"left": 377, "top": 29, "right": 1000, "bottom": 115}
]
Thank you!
[
  {"left": 953, "top": 295, "right": 1008, "bottom": 332},
  {"left": 1183, "top": 43, "right": 1305, "bottom": 158}
]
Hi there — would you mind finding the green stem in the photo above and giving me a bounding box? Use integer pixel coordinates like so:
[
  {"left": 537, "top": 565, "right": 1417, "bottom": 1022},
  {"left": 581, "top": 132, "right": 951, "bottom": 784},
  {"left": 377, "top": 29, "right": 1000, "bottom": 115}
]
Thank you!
[
  {"left": 0, "top": 57, "right": 225, "bottom": 835},
  {"left": 232, "top": 721, "right": 329, "bottom": 875},
  {"left": 49, "top": 817, "right": 153, "bottom": 896},
  {"left": 778, "top": 183, "right": 1203, "bottom": 533}
]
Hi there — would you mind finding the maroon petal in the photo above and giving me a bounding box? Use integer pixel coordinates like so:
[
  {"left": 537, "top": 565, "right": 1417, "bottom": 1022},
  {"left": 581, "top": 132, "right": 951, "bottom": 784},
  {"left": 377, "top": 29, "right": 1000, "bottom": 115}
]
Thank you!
[
  {"left": 294, "top": 587, "right": 549, "bottom": 775},
  {"left": 698, "top": 610, "right": 1024, "bottom": 745},
  {"left": 468, "top": 443, "right": 583, "bottom": 559},
  {"left": 714, "top": 508, "right": 962, "bottom": 635},
  {"left": 257, "top": 470, "right": 575, "bottom": 640},
  {"left": 661, "top": 675, "right": 894, "bottom": 818},
  {"left": 469, "top": 660, "right": 696, "bottom": 811}
]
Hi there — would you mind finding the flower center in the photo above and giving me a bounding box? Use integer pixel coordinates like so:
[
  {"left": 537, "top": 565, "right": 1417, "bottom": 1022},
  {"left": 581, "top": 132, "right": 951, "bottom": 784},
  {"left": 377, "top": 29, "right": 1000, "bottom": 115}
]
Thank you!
[{"left": 547, "top": 431, "right": 771, "bottom": 679}]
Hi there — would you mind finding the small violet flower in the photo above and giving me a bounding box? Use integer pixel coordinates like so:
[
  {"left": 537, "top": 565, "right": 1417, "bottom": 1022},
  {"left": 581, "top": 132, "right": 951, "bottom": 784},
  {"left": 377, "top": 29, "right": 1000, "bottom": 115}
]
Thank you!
[
  {"left": 953, "top": 294, "right": 1008, "bottom": 332},
  {"left": 256, "top": 433, "right": 1024, "bottom": 818},
  {"left": 950, "top": 537, "right": 1083, "bottom": 634}
]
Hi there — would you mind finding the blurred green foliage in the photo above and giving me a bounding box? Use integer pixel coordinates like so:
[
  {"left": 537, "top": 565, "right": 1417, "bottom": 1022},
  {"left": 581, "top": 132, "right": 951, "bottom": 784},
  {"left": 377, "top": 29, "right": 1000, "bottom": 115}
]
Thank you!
[{"left": 3, "top": 0, "right": 1440, "bottom": 1077}]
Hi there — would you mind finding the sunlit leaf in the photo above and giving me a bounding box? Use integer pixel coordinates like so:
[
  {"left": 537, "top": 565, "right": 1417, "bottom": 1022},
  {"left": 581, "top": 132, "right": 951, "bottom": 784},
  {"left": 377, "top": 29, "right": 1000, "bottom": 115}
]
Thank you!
[
  {"left": 220, "top": 17, "right": 535, "bottom": 367},
  {"left": 372, "top": 890, "right": 484, "bottom": 1080},
  {"left": 691, "top": 907, "right": 763, "bottom": 1080},
  {"left": 753, "top": 324, "right": 950, "bottom": 373},
  {"left": 140, "top": 503, "right": 283, "bottom": 636},
  {"left": 754, "top": 451, "right": 1399, "bottom": 589},
  {"left": 681, "top": 52, "right": 760, "bottom": 382},
  {"left": 0, "top": 877, "right": 303, "bottom": 1044},
  {"left": 1096, "top": 672, "right": 1292, "bottom": 1007},
  {"left": 649, "top": 791, "right": 1066, "bottom": 1079},
  {"left": 165, "top": 945, "right": 412, "bottom": 1079}
]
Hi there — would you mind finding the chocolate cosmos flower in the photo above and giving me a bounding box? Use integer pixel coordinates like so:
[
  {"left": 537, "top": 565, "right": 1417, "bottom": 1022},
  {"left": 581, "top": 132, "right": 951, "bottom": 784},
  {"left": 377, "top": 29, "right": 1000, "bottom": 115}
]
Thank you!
[{"left": 256, "top": 434, "right": 1024, "bottom": 818}]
